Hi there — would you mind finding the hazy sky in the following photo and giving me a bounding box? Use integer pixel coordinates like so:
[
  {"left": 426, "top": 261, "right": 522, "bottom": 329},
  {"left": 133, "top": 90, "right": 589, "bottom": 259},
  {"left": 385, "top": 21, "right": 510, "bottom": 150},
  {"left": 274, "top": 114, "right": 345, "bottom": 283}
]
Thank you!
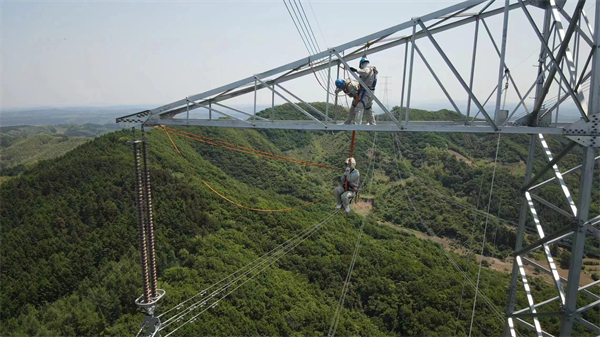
[{"left": 1, "top": 0, "right": 596, "bottom": 116}]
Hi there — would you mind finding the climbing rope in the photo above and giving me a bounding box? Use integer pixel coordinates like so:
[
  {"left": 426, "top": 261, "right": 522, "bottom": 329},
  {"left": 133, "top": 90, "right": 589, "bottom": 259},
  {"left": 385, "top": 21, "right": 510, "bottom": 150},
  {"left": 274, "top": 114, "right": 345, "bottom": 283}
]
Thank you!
[
  {"left": 160, "top": 126, "right": 332, "bottom": 212},
  {"left": 328, "top": 132, "right": 378, "bottom": 337}
]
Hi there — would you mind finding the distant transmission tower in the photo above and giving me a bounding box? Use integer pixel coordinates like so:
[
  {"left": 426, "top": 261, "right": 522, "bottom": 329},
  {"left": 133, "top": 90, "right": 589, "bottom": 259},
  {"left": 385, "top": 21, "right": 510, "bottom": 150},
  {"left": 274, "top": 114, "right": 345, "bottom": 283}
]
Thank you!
[{"left": 380, "top": 76, "right": 392, "bottom": 110}]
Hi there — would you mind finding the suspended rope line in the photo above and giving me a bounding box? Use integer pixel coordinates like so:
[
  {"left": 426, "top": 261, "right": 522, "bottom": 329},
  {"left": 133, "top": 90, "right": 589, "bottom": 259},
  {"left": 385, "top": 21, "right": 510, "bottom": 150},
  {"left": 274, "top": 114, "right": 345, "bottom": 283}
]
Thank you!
[
  {"left": 391, "top": 133, "right": 508, "bottom": 327},
  {"left": 455, "top": 170, "right": 487, "bottom": 335},
  {"left": 159, "top": 127, "right": 333, "bottom": 213},
  {"left": 159, "top": 210, "right": 338, "bottom": 322},
  {"left": 161, "top": 126, "right": 343, "bottom": 171},
  {"left": 468, "top": 134, "right": 502, "bottom": 337},
  {"left": 336, "top": 130, "right": 357, "bottom": 289},
  {"left": 328, "top": 133, "right": 378, "bottom": 337},
  {"left": 202, "top": 180, "right": 330, "bottom": 212},
  {"left": 160, "top": 210, "right": 341, "bottom": 336}
]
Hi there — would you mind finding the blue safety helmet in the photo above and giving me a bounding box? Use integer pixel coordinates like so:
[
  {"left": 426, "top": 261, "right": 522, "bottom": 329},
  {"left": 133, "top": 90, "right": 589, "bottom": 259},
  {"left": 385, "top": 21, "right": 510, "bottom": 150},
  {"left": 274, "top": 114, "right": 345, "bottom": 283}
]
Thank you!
[
  {"left": 335, "top": 79, "right": 345, "bottom": 89},
  {"left": 359, "top": 57, "right": 370, "bottom": 67}
]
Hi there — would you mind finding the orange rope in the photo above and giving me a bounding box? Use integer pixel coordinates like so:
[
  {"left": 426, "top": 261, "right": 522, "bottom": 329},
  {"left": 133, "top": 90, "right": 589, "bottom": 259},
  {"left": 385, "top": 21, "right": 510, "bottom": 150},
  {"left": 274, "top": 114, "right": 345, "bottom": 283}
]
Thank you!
[
  {"left": 161, "top": 126, "right": 343, "bottom": 171},
  {"left": 157, "top": 126, "right": 331, "bottom": 212},
  {"left": 163, "top": 129, "right": 304, "bottom": 165},
  {"left": 164, "top": 125, "right": 335, "bottom": 168},
  {"left": 162, "top": 126, "right": 182, "bottom": 156}
]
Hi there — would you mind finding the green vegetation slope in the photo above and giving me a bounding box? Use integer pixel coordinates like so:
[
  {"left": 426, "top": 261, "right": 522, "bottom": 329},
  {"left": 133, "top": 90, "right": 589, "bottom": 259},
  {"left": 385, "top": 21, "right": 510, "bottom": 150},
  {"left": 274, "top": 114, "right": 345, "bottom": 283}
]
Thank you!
[{"left": 1, "top": 104, "right": 598, "bottom": 336}]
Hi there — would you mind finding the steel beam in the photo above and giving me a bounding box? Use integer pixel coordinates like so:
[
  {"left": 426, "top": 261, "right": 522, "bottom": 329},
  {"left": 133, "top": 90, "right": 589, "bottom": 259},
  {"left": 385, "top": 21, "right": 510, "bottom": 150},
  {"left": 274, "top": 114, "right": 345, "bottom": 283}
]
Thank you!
[
  {"left": 471, "top": 84, "right": 499, "bottom": 122},
  {"left": 198, "top": 104, "right": 253, "bottom": 126},
  {"left": 416, "top": 19, "right": 497, "bottom": 130},
  {"left": 522, "top": 141, "right": 577, "bottom": 191},
  {"left": 513, "top": 223, "right": 574, "bottom": 257},
  {"left": 212, "top": 102, "right": 268, "bottom": 121},
  {"left": 577, "top": 317, "right": 600, "bottom": 334},
  {"left": 522, "top": 258, "right": 600, "bottom": 301},
  {"left": 275, "top": 83, "right": 332, "bottom": 122},
  {"left": 529, "top": 155, "right": 600, "bottom": 191},
  {"left": 520, "top": 0, "right": 587, "bottom": 124},
  {"left": 148, "top": 118, "right": 569, "bottom": 134},
  {"left": 538, "top": 134, "right": 577, "bottom": 216},
  {"left": 494, "top": 0, "right": 510, "bottom": 125},
  {"left": 574, "top": 298, "right": 600, "bottom": 315},
  {"left": 412, "top": 43, "right": 463, "bottom": 116},
  {"left": 540, "top": 70, "right": 592, "bottom": 121},
  {"left": 524, "top": 191, "right": 565, "bottom": 304},
  {"left": 400, "top": 41, "right": 409, "bottom": 119},
  {"left": 505, "top": 135, "right": 536, "bottom": 337},
  {"left": 466, "top": 17, "right": 479, "bottom": 120},
  {"left": 529, "top": 193, "right": 574, "bottom": 219},
  {"left": 514, "top": 318, "right": 554, "bottom": 337},
  {"left": 555, "top": 6, "right": 594, "bottom": 46},
  {"left": 480, "top": 18, "right": 530, "bottom": 118},
  {"left": 406, "top": 23, "right": 417, "bottom": 126},
  {"left": 560, "top": 147, "right": 596, "bottom": 335},
  {"left": 255, "top": 77, "right": 327, "bottom": 127},
  {"left": 511, "top": 311, "right": 561, "bottom": 319},
  {"left": 326, "top": 53, "right": 332, "bottom": 120}
]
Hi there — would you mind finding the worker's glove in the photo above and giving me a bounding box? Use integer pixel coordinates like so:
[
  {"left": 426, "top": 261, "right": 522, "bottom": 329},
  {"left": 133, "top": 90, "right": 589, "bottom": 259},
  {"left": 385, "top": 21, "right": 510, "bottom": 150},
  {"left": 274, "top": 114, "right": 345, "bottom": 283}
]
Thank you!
[{"left": 349, "top": 67, "right": 357, "bottom": 72}]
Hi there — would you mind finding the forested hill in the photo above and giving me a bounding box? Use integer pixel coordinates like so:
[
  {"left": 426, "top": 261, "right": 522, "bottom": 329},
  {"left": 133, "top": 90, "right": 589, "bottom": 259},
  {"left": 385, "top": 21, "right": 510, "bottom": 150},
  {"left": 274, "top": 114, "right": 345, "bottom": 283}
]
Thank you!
[{"left": 1, "top": 103, "right": 599, "bottom": 336}]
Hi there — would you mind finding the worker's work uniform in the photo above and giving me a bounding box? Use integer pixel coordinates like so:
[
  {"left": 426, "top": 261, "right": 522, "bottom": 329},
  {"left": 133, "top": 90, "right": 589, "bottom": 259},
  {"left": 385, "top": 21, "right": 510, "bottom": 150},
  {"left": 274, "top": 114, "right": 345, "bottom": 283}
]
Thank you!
[
  {"left": 334, "top": 167, "right": 360, "bottom": 207},
  {"left": 334, "top": 79, "right": 363, "bottom": 125},
  {"left": 354, "top": 66, "right": 378, "bottom": 125}
]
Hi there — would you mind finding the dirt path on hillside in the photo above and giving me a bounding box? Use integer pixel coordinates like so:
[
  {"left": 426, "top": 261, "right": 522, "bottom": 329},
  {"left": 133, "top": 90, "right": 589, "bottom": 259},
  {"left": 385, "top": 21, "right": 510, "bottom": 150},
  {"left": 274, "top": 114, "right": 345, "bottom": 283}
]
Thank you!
[
  {"left": 448, "top": 150, "right": 473, "bottom": 165},
  {"left": 353, "top": 199, "right": 373, "bottom": 217},
  {"left": 381, "top": 222, "right": 597, "bottom": 286}
]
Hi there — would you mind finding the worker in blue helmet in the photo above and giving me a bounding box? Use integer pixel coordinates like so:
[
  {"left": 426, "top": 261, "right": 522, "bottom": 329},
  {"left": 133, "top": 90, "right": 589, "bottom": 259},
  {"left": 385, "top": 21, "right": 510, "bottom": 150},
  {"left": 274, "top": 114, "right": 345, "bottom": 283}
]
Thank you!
[
  {"left": 334, "top": 78, "right": 362, "bottom": 124},
  {"left": 347, "top": 57, "right": 378, "bottom": 125}
]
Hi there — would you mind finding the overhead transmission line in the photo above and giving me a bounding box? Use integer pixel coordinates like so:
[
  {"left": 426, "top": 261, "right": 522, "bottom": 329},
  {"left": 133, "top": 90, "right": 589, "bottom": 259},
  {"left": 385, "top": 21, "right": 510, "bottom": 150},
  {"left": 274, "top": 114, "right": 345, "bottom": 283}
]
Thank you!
[
  {"left": 306, "top": 0, "right": 328, "bottom": 49},
  {"left": 283, "top": 0, "right": 331, "bottom": 87},
  {"left": 157, "top": 210, "right": 341, "bottom": 336},
  {"left": 390, "top": 133, "right": 510, "bottom": 333},
  {"left": 456, "top": 160, "right": 488, "bottom": 335},
  {"left": 327, "top": 133, "right": 378, "bottom": 337},
  {"left": 282, "top": 0, "right": 344, "bottom": 102},
  {"left": 468, "top": 134, "right": 502, "bottom": 337}
]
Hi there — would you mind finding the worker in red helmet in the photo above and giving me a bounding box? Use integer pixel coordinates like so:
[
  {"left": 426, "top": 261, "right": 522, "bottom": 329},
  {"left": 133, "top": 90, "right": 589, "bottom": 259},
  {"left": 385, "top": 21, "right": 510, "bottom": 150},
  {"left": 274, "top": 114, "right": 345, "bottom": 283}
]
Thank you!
[{"left": 334, "top": 157, "right": 360, "bottom": 213}]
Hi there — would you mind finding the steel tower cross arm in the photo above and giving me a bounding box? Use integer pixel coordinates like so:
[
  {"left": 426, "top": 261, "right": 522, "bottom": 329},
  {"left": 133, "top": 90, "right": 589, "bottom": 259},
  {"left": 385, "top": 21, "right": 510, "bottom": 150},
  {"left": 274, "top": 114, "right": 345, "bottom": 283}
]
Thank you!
[
  {"left": 138, "top": 0, "right": 488, "bottom": 120},
  {"left": 122, "top": 1, "right": 533, "bottom": 125}
]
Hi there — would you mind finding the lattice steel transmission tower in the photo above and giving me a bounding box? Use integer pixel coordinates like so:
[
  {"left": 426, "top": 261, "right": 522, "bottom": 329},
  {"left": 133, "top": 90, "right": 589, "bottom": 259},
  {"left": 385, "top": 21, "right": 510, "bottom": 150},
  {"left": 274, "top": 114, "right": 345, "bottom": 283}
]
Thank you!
[{"left": 119, "top": 1, "right": 600, "bottom": 336}]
